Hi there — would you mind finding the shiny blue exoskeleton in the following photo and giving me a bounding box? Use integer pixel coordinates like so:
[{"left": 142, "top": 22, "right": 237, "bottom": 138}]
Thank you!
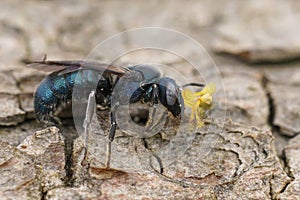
[
  {"left": 29, "top": 59, "right": 207, "bottom": 171},
  {"left": 34, "top": 69, "right": 111, "bottom": 124},
  {"left": 30, "top": 60, "right": 185, "bottom": 129}
]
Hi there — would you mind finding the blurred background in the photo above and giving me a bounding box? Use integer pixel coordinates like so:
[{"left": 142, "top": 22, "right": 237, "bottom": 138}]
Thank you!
[{"left": 1, "top": 0, "right": 300, "bottom": 65}]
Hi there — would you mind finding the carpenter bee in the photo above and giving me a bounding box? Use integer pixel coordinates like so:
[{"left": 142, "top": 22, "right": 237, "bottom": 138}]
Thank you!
[{"left": 29, "top": 58, "right": 211, "bottom": 167}]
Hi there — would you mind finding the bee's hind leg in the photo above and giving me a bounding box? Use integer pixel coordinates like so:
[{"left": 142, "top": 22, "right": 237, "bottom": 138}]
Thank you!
[{"left": 83, "top": 91, "right": 96, "bottom": 164}]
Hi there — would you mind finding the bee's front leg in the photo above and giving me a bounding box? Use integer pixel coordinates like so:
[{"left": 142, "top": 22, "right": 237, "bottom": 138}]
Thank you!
[
  {"left": 105, "top": 106, "right": 117, "bottom": 168},
  {"left": 146, "top": 84, "right": 159, "bottom": 128}
]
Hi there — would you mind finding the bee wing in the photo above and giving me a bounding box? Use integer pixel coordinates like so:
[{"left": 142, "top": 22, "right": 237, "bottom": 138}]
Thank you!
[
  {"left": 78, "top": 60, "right": 132, "bottom": 77},
  {"left": 28, "top": 60, "right": 131, "bottom": 77},
  {"left": 27, "top": 61, "right": 71, "bottom": 73}
]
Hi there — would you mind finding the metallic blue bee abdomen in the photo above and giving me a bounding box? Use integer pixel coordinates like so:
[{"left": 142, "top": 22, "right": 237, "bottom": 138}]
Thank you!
[
  {"left": 34, "top": 74, "right": 67, "bottom": 124},
  {"left": 66, "top": 72, "right": 77, "bottom": 88},
  {"left": 34, "top": 70, "right": 99, "bottom": 124},
  {"left": 35, "top": 78, "right": 59, "bottom": 104},
  {"left": 52, "top": 76, "right": 69, "bottom": 97}
]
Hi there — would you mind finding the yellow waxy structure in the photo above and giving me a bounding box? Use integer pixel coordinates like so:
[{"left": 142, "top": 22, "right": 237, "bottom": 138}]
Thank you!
[{"left": 182, "top": 83, "right": 216, "bottom": 127}]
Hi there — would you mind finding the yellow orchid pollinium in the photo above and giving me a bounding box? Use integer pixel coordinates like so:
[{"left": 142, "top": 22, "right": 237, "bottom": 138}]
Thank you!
[{"left": 182, "top": 83, "right": 216, "bottom": 128}]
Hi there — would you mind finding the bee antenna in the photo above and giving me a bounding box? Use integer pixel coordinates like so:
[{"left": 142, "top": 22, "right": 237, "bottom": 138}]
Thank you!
[
  {"left": 42, "top": 54, "right": 47, "bottom": 62},
  {"left": 182, "top": 83, "right": 205, "bottom": 88}
]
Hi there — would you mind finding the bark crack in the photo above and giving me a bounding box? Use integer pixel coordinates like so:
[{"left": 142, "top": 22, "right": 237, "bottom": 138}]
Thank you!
[{"left": 261, "top": 74, "right": 294, "bottom": 197}]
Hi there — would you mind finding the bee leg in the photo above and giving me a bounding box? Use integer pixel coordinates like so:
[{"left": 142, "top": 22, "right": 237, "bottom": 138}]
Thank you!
[
  {"left": 105, "top": 107, "right": 117, "bottom": 168},
  {"left": 147, "top": 84, "right": 159, "bottom": 127},
  {"left": 83, "top": 91, "right": 96, "bottom": 163}
]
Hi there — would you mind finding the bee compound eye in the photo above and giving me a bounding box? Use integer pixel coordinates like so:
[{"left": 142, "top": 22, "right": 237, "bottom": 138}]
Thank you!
[{"left": 166, "top": 82, "right": 177, "bottom": 106}]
